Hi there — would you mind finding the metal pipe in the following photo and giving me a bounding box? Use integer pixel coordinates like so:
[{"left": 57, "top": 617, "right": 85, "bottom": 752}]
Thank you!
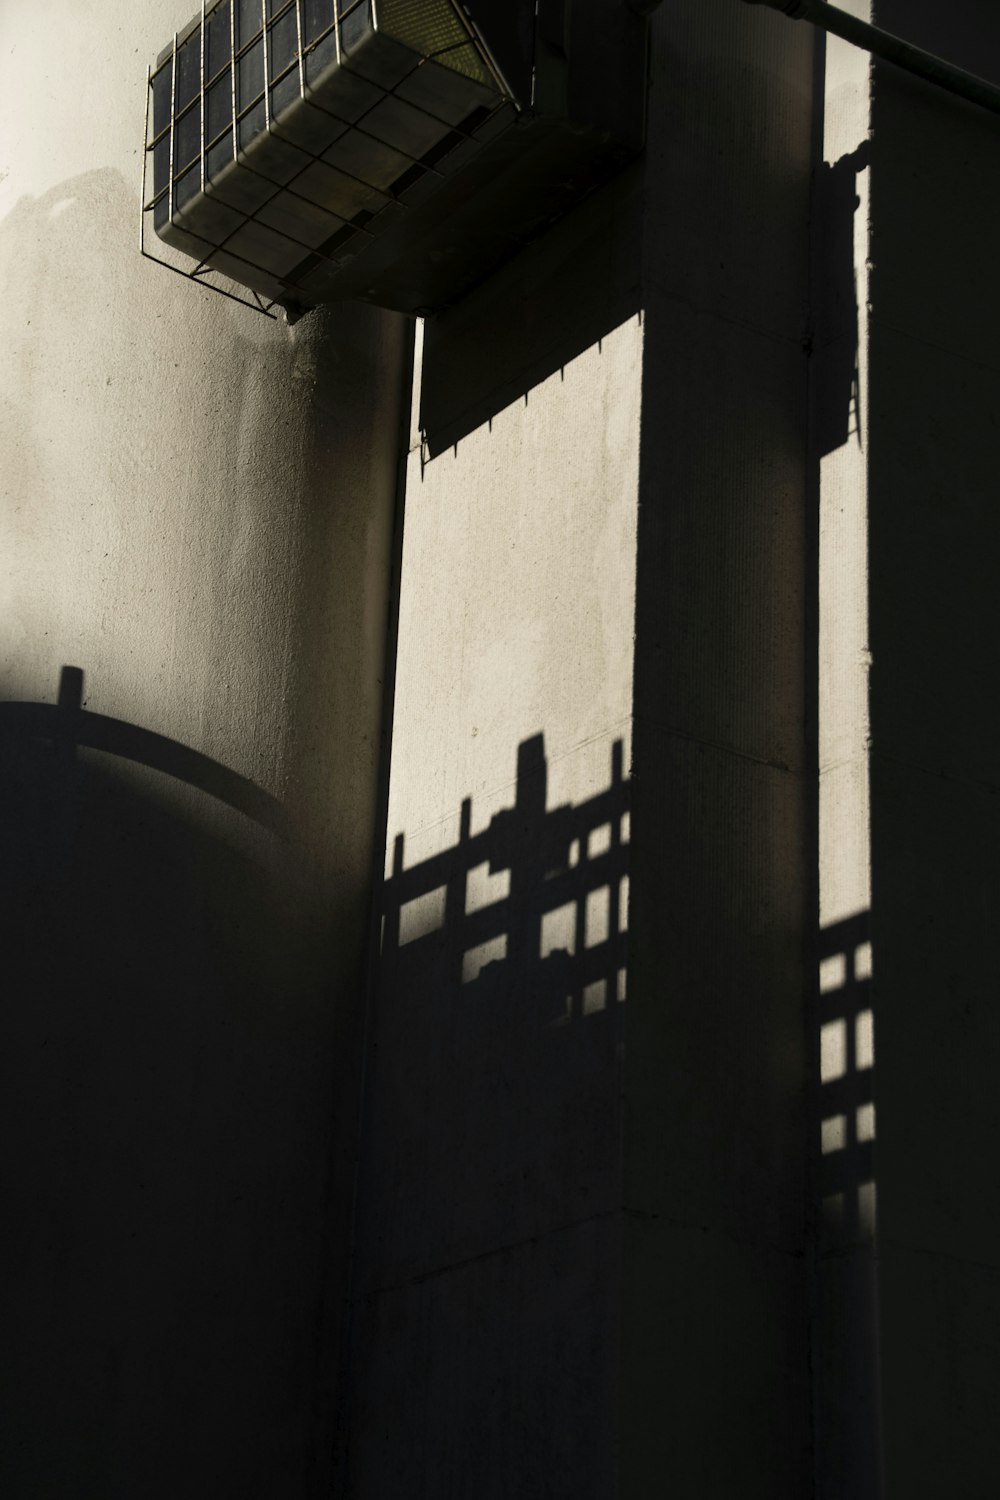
[{"left": 633, "top": 0, "right": 1000, "bottom": 119}]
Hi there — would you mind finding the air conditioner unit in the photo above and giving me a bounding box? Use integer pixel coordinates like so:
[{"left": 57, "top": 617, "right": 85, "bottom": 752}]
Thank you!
[{"left": 142, "top": 0, "right": 646, "bottom": 317}]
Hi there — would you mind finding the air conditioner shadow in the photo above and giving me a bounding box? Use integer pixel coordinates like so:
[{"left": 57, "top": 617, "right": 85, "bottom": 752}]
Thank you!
[{"left": 418, "top": 163, "right": 643, "bottom": 458}]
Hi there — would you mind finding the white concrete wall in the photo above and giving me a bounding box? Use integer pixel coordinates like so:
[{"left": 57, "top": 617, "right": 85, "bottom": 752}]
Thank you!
[
  {"left": 811, "top": 8, "right": 882, "bottom": 1495},
  {"left": 0, "top": 5, "right": 408, "bottom": 1494}
]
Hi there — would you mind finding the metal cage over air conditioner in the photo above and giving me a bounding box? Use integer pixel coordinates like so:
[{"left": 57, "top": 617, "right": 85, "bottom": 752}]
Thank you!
[{"left": 142, "top": 1, "right": 646, "bottom": 318}]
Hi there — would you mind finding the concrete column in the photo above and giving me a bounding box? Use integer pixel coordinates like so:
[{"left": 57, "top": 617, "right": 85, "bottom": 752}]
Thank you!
[
  {"left": 349, "top": 1, "right": 818, "bottom": 1494},
  {"left": 623, "top": 3, "right": 816, "bottom": 1493}
]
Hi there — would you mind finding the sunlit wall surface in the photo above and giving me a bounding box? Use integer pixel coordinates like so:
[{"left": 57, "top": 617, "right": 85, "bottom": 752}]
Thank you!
[
  {"left": 812, "top": 8, "right": 882, "bottom": 1495},
  {"left": 349, "top": 303, "right": 641, "bottom": 1495}
]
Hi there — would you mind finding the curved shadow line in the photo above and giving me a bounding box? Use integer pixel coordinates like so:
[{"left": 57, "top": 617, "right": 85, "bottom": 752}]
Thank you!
[{"left": 0, "top": 690, "right": 290, "bottom": 839}]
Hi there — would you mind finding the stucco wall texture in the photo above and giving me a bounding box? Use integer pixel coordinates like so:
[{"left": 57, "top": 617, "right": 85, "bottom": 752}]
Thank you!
[{"left": 1, "top": 4, "right": 408, "bottom": 1495}]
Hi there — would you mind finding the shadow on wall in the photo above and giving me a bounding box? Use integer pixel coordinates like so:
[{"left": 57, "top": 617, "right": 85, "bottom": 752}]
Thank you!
[
  {"left": 0, "top": 165, "right": 408, "bottom": 885},
  {"left": 811, "top": 140, "right": 870, "bottom": 459},
  {"left": 385, "top": 734, "right": 629, "bottom": 1014},
  {"left": 0, "top": 158, "right": 639, "bottom": 469},
  {"left": 0, "top": 668, "right": 349, "bottom": 1500},
  {"left": 376, "top": 734, "right": 629, "bottom": 1260},
  {"left": 812, "top": 909, "right": 881, "bottom": 1500},
  {"left": 418, "top": 71, "right": 868, "bottom": 465},
  {"left": 345, "top": 735, "right": 629, "bottom": 1497},
  {"left": 0, "top": 665, "right": 291, "bottom": 834},
  {"left": 417, "top": 162, "right": 643, "bottom": 457},
  {"left": 817, "top": 910, "right": 876, "bottom": 1249}
]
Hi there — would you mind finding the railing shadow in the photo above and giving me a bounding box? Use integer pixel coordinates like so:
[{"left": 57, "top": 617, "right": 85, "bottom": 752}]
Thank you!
[
  {"left": 346, "top": 734, "right": 630, "bottom": 1494},
  {"left": 818, "top": 911, "right": 875, "bottom": 1244},
  {"left": 369, "top": 732, "right": 631, "bottom": 1273},
  {"left": 812, "top": 909, "right": 882, "bottom": 1500},
  {"left": 382, "top": 734, "right": 629, "bottom": 1024}
]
